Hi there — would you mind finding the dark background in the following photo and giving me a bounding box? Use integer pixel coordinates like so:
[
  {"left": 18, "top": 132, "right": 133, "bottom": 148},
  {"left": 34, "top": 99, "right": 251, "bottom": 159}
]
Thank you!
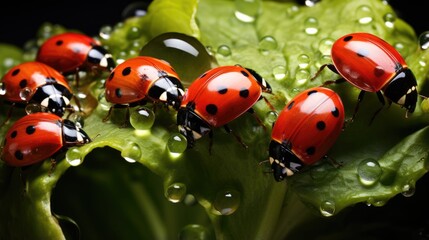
[{"left": 0, "top": 0, "right": 426, "bottom": 47}]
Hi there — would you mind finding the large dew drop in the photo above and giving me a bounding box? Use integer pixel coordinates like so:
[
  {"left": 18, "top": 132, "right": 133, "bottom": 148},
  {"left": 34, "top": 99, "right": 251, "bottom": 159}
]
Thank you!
[
  {"left": 167, "top": 133, "right": 188, "bottom": 158},
  {"left": 319, "top": 200, "right": 336, "bottom": 217},
  {"left": 66, "top": 147, "right": 84, "bottom": 166},
  {"left": 178, "top": 224, "right": 211, "bottom": 240},
  {"left": 140, "top": 32, "right": 217, "bottom": 86},
  {"left": 419, "top": 31, "right": 429, "bottom": 50},
  {"left": 234, "top": 0, "right": 262, "bottom": 23},
  {"left": 121, "top": 142, "right": 142, "bottom": 163},
  {"left": 129, "top": 107, "right": 155, "bottom": 130}
]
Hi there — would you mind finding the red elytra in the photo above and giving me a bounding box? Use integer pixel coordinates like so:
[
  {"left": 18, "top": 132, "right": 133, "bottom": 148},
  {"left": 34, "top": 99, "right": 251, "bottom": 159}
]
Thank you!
[
  {"left": 1, "top": 112, "right": 91, "bottom": 167},
  {"left": 269, "top": 87, "right": 345, "bottom": 181},
  {"left": 0, "top": 61, "right": 74, "bottom": 126},
  {"left": 177, "top": 65, "right": 272, "bottom": 148},
  {"left": 313, "top": 32, "right": 418, "bottom": 122},
  {"left": 36, "top": 32, "right": 115, "bottom": 76}
]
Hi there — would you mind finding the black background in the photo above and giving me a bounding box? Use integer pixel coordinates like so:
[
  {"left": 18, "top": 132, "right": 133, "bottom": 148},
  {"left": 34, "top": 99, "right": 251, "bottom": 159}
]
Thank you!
[{"left": 0, "top": 0, "right": 426, "bottom": 47}]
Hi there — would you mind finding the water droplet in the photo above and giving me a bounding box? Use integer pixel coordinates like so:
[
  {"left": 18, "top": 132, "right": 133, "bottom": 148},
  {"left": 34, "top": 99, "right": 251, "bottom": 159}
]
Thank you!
[
  {"left": 286, "top": 5, "right": 300, "bottom": 17},
  {"left": 295, "top": 69, "right": 310, "bottom": 85},
  {"left": 24, "top": 103, "right": 42, "bottom": 114},
  {"left": 140, "top": 32, "right": 217, "bottom": 86},
  {"left": 99, "top": 25, "right": 112, "bottom": 40},
  {"left": 167, "top": 133, "right": 188, "bottom": 157},
  {"left": 179, "top": 224, "right": 211, "bottom": 240},
  {"left": 217, "top": 45, "right": 232, "bottom": 57},
  {"left": 68, "top": 112, "right": 86, "bottom": 128},
  {"left": 304, "top": 17, "right": 319, "bottom": 35},
  {"left": 319, "top": 200, "right": 335, "bottom": 217},
  {"left": 0, "top": 83, "right": 5, "bottom": 96},
  {"left": 272, "top": 65, "right": 287, "bottom": 81},
  {"left": 298, "top": 54, "right": 311, "bottom": 69},
  {"left": 234, "top": 0, "right": 262, "bottom": 23},
  {"left": 266, "top": 111, "right": 278, "bottom": 124},
  {"left": 356, "top": 5, "right": 374, "bottom": 25},
  {"left": 419, "top": 31, "right": 429, "bottom": 50},
  {"left": 121, "top": 142, "right": 142, "bottom": 163},
  {"left": 357, "top": 158, "right": 382, "bottom": 186},
  {"left": 212, "top": 189, "right": 241, "bottom": 216},
  {"left": 304, "top": 0, "right": 320, "bottom": 7},
  {"left": 394, "top": 42, "right": 408, "bottom": 56},
  {"left": 401, "top": 182, "right": 416, "bottom": 197},
  {"left": 129, "top": 107, "right": 155, "bottom": 130},
  {"left": 259, "top": 36, "right": 278, "bottom": 54},
  {"left": 366, "top": 197, "right": 386, "bottom": 207},
  {"left": 19, "top": 87, "right": 32, "bottom": 101},
  {"left": 318, "top": 38, "right": 334, "bottom": 56},
  {"left": 165, "top": 183, "right": 187, "bottom": 203},
  {"left": 383, "top": 12, "right": 396, "bottom": 28},
  {"left": 98, "top": 93, "right": 111, "bottom": 111},
  {"left": 183, "top": 194, "right": 197, "bottom": 206},
  {"left": 127, "top": 26, "right": 142, "bottom": 40},
  {"left": 66, "top": 147, "right": 84, "bottom": 166},
  {"left": 122, "top": 1, "right": 149, "bottom": 19}
]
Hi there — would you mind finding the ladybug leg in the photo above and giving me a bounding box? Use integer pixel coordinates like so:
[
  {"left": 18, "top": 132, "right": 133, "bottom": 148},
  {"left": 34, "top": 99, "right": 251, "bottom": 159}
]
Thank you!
[
  {"left": 350, "top": 90, "right": 366, "bottom": 123},
  {"left": 259, "top": 95, "right": 277, "bottom": 112},
  {"left": 102, "top": 106, "right": 114, "bottom": 122},
  {"left": 74, "top": 70, "right": 80, "bottom": 88},
  {"left": 246, "top": 108, "right": 267, "bottom": 131},
  {"left": 368, "top": 91, "right": 386, "bottom": 125},
  {"left": 208, "top": 131, "right": 214, "bottom": 154},
  {"left": 120, "top": 106, "right": 131, "bottom": 128},
  {"left": 48, "top": 159, "right": 57, "bottom": 177},
  {"left": 323, "top": 155, "right": 343, "bottom": 169},
  {"left": 223, "top": 125, "right": 248, "bottom": 150},
  {"left": 310, "top": 64, "right": 338, "bottom": 81}
]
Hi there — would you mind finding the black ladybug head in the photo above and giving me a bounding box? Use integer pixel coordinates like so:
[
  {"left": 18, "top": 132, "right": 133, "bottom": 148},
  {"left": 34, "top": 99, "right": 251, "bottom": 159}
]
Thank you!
[
  {"left": 176, "top": 105, "right": 211, "bottom": 148},
  {"left": 383, "top": 68, "right": 418, "bottom": 114},
  {"left": 62, "top": 119, "right": 91, "bottom": 145},
  {"left": 268, "top": 140, "right": 303, "bottom": 181},
  {"left": 32, "top": 84, "right": 73, "bottom": 117},
  {"left": 87, "top": 45, "right": 116, "bottom": 72},
  {"left": 245, "top": 67, "right": 272, "bottom": 93},
  {"left": 148, "top": 75, "right": 185, "bottom": 110}
]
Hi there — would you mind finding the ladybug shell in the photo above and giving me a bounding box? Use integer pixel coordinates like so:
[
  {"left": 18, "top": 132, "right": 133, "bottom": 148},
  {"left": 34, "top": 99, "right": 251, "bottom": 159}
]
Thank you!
[
  {"left": 180, "top": 65, "right": 263, "bottom": 127},
  {"left": 104, "top": 56, "right": 180, "bottom": 104},
  {"left": 271, "top": 87, "right": 344, "bottom": 166},
  {"left": 1, "top": 61, "right": 71, "bottom": 103},
  {"left": 36, "top": 32, "right": 101, "bottom": 74},
  {"left": 1, "top": 113, "right": 65, "bottom": 167},
  {"left": 331, "top": 32, "right": 407, "bottom": 92}
]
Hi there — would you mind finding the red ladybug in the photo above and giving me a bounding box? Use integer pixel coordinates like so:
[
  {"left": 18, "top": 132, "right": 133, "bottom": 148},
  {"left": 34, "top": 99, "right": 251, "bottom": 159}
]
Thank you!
[
  {"left": 103, "top": 56, "right": 184, "bottom": 122},
  {"left": 269, "top": 87, "right": 344, "bottom": 181},
  {"left": 312, "top": 32, "right": 418, "bottom": 122},
  {"left": 0, "top": 61, "right": 74, "bottom": 126},
  {"left": 36, "top": 32, "right": 115, "bottom": 78},
  {"left": 177, "top": 65, "right": 272, "bottom": 148},
  {"left": 1, "top": 112, "right": 91, "bottom": 167}
]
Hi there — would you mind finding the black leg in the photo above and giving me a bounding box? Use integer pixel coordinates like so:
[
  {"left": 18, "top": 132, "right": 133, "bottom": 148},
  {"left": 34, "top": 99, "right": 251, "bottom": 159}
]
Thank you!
[
  {"left": 369, "top": 91, "right": 386, "bottom": 125},
  {"left": 223, "top": 125, "right": 248, "bottom": 149}
]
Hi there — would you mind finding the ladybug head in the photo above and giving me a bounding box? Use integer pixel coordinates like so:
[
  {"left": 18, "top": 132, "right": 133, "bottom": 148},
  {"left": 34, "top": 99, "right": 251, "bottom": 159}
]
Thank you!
[
  {"left": 245, "top": 68, "right": 272, "bottom": 93},
  {"left": 32, "top": 84, "right": 73, "bottom": 117},
  {"left": 268, "top": 140, "right": 303, "bottom": 181},
  {"left": 62, "top": 119, "right": 91, "bottom": 146},
  {"left": 383, "top": 68, "right": 418, "bottom": 114},
  {"left": 87, "top": 45, "right": 116, "bottom": 72},
  {"left": 176, "top": 107, "right": 211, "bottom": 148},
  {"left": 148, "top": 76, "right": 185, "bottom": 110}
]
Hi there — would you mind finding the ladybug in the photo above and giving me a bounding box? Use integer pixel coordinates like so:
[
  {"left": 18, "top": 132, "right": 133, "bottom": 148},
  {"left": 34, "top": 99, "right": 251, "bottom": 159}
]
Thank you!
[
  {"left": 0, "top": 61, "right": 75, "bottom": 126},
  {"left": 312, "top": 32, "right": 418, "bottom": 122},
  {"left": 1, "top": 112, "right": 91, "bottom": 167},
  {"left": 269, "top": 87, "right": 345, "bottom": 181},
  {"left": 103, "top": 56, "right": 184, "bottom": 122},
  {"left": 177, "top": 65, "right": 272, "bottom": 148},
  {"left": 36, "top": 32, "right": 115, "bottom": 81}
]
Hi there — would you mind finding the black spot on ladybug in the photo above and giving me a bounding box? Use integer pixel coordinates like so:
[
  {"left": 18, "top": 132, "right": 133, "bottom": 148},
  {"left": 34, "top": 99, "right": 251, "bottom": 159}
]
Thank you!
[
  {"left": 206, "top": 104, "right": 218, "bottom": 115},
  {"left": 108, "top": 72, "right": 114, "bottom": 81},
  {"left": 343, "top": 35, "right": 353, "bottom": 42},
  {"left": 331, "top": 107, "right": 340, "bottom": 117},
  {"left": 115, "top": 88, "right": 122, "bottom": 98},
  {"left": 122, "top": 67, "right": 131, "bottom": 76},
  {"left": 374, "top": 66, "right": 385, "bottom": 78},
  {"left": 307, "top": 90, "right": 318, "bottom": 95},
  {"left": 218, "top": 87, "right": 228, "bottom": 94},
  {"left": 19, "top": 79, "right": 27, "bottom": 88},
  {"left": 11, "top": 68, "right": 20, "bottom": 76},
  {"left": 287, "top": 101, "right": 295, "bottom": 110},
  {"left": 15, "top": 150, "right": 24, "bottom": 160},
  {"left": 56, "top": 40, "right": 64, "bottom": 46},
  {"left": 241, "top": 71, "right": 249, "bottom": 77},
  {"left": 306, "top": 146, "right": 316, "bottom": 155},
  {"left": 26, "top": 125, "right": 36, "bottom": 135},
  {"left": 357, "top": 48, "right": 369, "bottom": 58},
  {"left": 316, "top": 121, "right": 326, "bottom": 130},
  {"left": 10, "top": 130, "right": 17, "bottom": 138},
  {"left": 239, "top": 89, "right": 249, "bottom": 98}
]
